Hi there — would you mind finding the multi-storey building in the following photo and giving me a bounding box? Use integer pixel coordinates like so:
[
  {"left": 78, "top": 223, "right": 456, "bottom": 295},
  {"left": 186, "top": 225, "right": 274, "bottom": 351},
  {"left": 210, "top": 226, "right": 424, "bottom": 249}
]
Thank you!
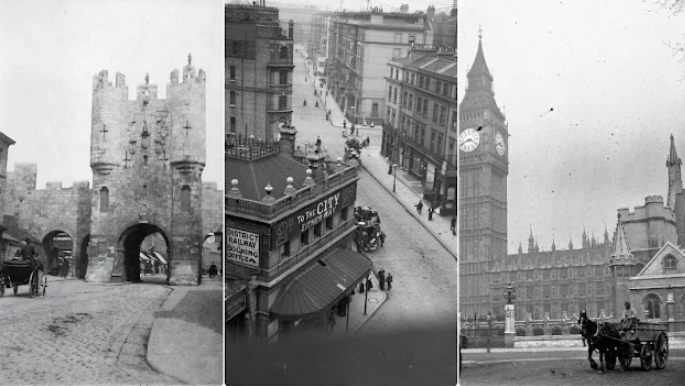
[
  {"left": 382, "top": 46, "right": 457, "bottom": 215},
  {"left": 225, "top": 3, "right": 295, "bottom": 140},
  {"left": 225, "top": 127, "right": 370, "bottom": 341},
  {"left": 325, "top": 8, "right": 429, "bottom": 125}
]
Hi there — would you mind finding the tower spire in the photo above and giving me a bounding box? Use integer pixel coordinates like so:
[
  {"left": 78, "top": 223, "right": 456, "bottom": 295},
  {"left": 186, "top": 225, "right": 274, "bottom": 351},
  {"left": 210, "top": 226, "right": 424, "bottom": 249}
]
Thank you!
[
  {"left": 478, "top": 25, "right": 482, "bottom": 40},
  {"left": 667, "top": 134, "right": 683, "bottom": 209}
]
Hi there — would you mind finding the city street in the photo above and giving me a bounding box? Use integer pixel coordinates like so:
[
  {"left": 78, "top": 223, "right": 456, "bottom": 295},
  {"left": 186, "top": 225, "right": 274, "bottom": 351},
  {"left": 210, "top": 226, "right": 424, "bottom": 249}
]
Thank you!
[
  {"left": 461, "top": 349, "right": 685, "bottom": 385},
  {"left": 0, "top": 276, "right": 222, "bottom": 384}
]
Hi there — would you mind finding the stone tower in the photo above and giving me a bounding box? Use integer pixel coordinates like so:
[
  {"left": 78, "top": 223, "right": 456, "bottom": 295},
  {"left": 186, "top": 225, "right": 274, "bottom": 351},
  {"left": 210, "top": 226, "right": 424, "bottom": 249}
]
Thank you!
[
  {"left": 459, "top": 31, "right": 509, "bottom": 316},
  {"left": 87, "top": 55, "right": 207, "bottom": 285},
  {"left": 609, "top": 214, "right": 635, "bottom": 317},
  {"left": 667, "top": 135, "right": 685, "bottom": 246}
]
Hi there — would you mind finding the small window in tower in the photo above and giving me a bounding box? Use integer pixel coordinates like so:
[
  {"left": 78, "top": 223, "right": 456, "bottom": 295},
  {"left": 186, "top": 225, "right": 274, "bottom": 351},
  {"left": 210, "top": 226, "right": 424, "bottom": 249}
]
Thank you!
[
  {"left": 100, "top": 187, "right": 109, "bottom": 213},
  {"left": 279, "top": 95, "right": 287, "bottom": 111},
  {"left": 664, "top": 255, "right": 677, "bottom": 271},
  {"left": 279, "top": 70, "right": 288, "bottom": 85},
  {"left": 229, "top": 117, "right": 237, "bottom": 133},
  {"left": 229, "top": 66, "right": 236, "bottom": 81},
  {"left": 280, "top": 45, "right": 289, "bottom": 60},
  {"left": 301, "top": 229, "right": 310, "bottom": 245},
  {"left": 230, "top": 91, "right": 236, "bottom": 106},
  {"left": 143, "top": 155, "right": 148, "bottom": 166},
  {"left": 181, "top": 185, "right": 191, "bottom": 212}
]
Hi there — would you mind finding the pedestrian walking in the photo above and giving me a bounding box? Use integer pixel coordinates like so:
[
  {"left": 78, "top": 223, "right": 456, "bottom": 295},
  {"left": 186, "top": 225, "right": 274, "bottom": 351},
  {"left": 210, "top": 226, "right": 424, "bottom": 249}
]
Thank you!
[
  {"left": 386, "top": 273, "right": 393, "bottom": 290},
  {"left": 388, "top": 164, "right": 393, "bottom": 175},
  {"left": 366, "top": 136, "right": 370, "bottom": 146},
  {"left": 366, "top": 276, "right": 374, "bottom": 291},
  {"left": 415, "top": 201, "right": 423, "bottom": 214},
  {"left": 379, "top": 232, "right": 386, "bottom": 247},
  {"left": 450, "top": 215, "right": 456, "bottom": 234},
  {"left": 378, "top": 269, "right": 386, "bottom": 290},
  {"left": 316, "top": 136, "right": 322, "bottom": 147},
  {"left": 359, "top": 281, "right": 365, "bottom": 293},
  {"left": 428, "top": 207, "right": 434, "bottom": 221}
]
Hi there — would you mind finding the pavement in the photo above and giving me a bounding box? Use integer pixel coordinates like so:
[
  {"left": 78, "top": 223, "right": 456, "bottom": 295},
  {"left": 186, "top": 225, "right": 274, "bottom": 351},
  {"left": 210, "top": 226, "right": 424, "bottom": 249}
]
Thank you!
[
  {"left": 301, "top": 55, "right": 457, "bottom": 260},
  {"left": 147, "top": 276, "right": 223, "bottom": 385},
  {"left": 329, "top": 269, "right": 387, "bottom": 337}
]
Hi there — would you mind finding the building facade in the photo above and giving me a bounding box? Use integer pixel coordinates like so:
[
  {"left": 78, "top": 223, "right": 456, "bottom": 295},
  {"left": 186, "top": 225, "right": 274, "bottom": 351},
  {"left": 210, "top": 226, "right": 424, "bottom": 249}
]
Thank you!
[
  {"left": 325, "top": 8, "right": 429, "bottom": 125},
  {"left": 225, "top": 3, "right": 295, "bottom": 140},
  {"left": 225, "top": 126, "right": 371, "bottom": 342},
  {"left": 382, "top": 46, "right": 457, "bottom": 215}
]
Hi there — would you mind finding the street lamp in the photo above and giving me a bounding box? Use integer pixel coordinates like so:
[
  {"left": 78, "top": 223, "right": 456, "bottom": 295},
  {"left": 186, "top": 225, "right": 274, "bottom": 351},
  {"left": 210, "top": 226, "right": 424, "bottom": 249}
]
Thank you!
[
  {"left": 504, "top": 284, "right": 517, "bottom": 305},
  {"left": 487, "top": 312, "right": 493, "bottom": 353},
  {"left": 392, "top": 164, "right": 398, "bottom": 193}
]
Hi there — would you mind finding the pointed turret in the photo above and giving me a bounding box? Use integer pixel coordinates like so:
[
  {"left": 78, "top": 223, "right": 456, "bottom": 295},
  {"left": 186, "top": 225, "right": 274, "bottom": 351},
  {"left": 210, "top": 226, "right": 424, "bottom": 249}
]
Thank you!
[
  {"left": 582, "top": 228, "right": 590, "bottom": 249},
  {"left": 610, "top": 217, "right": 634, "bottom": 263},
  {"left": 568, "top": 235, "right": 574, "bottom": 250},
  {"left": 466, "top": 27, "right": 494, "bottom": 92},
  {"left": 667, "top": 134, "right": 683, "bottom": 209},
  {"left": 518, "top": 240, "right": 523, "bottom": 255},
  {"left": 528, "top": 226, "right": 535, "bottom": 254},
  {"left": 551, "top": 237, "right": 556, "bottom": 252},
  {"left": 591, "top": 233, "right": 596, "bottom": 247},
  {"left": 604, "top": 224, "right": 610, "bottom": 245}
]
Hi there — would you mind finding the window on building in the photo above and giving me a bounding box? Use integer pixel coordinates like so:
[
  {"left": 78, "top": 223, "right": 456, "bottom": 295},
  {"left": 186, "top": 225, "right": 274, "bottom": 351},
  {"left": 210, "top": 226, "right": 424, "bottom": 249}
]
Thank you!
[
  {"left": 423, "top": 99, "right": 428, "bottom": 117},
  {"left": 439, "top": 106, "right": 446, "bottom": 125},
  {"left": 419, "top": 76, "right": 424, "bottom": 88},
  {"left": 232, "top": 41, "right": 240, "bottom": 55},
  {"left": 392, "top": 88, "right": 397, "bottom": 103},
  {"left": 326, "top": 216, "right": 334, "bottom": 230},
  {"left": 561, "top": 283, "right": 569, "bottom": 297},
  {"left": 181, "top": 185, "right": 191, "bottom": 212},
  {"left": 410, "top": 73, "right": 415, "bottom": 85},
  {"left": 314, "top": 222, "right": 323, "bottom": 237},
  {"left": 436, "top": 81, "right": 441, "bottom": 94},
  {"left": 402, "top": 91, "right": 407, "bottom": 107},
  {"left": 371, "top": 103, "right": 379, "bottom": 117},
  {"left": 341, "top": 206, "right": 349, "bottom": 221},
  {"left": 417, "top": 97, "right": 422, "bottom": 114},
  {"left": 279, "top": 95, "right": 287, "bottom": 110},
  {"left": 280, "top": 45, "right": 289, "bottom": 59},
  {"left": 229, "top": 66, "right": 236, "bottom": 81},
  {"left": 386, "top": 107, "right": 391, "bottom": 121},
  {"left": 229, "top": 117, "right": 236, "bottom": 133},
  {"left": 301, "top": 229, "right": 310, "bottom": 245},
  {"left": 420, "top": 124, "right": 426, "bottom": 145},
  {"left": 99, "top": 187, "right": 108, "bottom": 213},
  {"left": 390, "top": 67, "right": 394, "bottom": 78},
  {"left": 281, "top": 241, "right": 291, "bottom": 257},
  {"left": 408, "top": 94, "right": 413, "bottom": 110},
  {"left": 645, "top": 294, "right": 661, "bottom": 319},
  {"left": 430, "top": 130, "right": 436, "bottom": 153},
  {"left": 577, "top": 283, "right": 585, "bottom": 298},
  {"left": 388, "top": 86, "right": 392, "bottom": 101},
  {"left": 425, "top": 77, "right": 430, "bottom": 90},
  {"left": 437, "top": 134, "right": 444, "bottom": 155},
  {"left": 143, "top": 155, "right": 148, "bottom": 166},
  {"left": 664, "top": 255, "right": 677, "bottom": 270},
  {"left": 279, "top": 70, "right": 288, "bottom": 85},
  {"left": 230, "top": 91, "right": 236, "bottom": 106},
  {"left": 432, "top": 103, "right": 439, "bottom": 122},
  {"left": 444, "top": 83, "right": 451, "bottom": 97}
]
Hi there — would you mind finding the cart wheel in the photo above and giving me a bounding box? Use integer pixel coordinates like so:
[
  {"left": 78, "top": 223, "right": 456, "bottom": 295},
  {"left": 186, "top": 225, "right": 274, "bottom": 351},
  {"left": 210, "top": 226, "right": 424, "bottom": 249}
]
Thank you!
[
  {"left": 655, "top": 333, "right": 669, "bottom": 369},
  {"left": 13, "top": 284, "right": 18, "bottom": 296},
  {"left": 640, "top": 344, "right": 653, "bottom": 371},
  {"left": 42, "top": 275, "right": 47, "bottom": 296},
  {"left": 606, "top": 350, "right": 617, "bottom": 370}
]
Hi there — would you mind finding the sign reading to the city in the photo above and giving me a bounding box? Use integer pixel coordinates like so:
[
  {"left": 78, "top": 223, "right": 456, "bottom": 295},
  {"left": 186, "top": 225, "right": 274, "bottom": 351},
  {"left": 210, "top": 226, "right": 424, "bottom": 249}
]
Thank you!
[
  {"left": 226, "top": 228, "right": 260, "bottom": 268},
  {"left": 271, "top": 183, "right": 357, "bottom": 248}
]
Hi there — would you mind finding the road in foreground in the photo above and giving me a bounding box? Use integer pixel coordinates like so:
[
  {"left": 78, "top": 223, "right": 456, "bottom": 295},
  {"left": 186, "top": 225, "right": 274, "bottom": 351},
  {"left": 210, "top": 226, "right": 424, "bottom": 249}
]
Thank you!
[{"left": 461, "top": 349, "right": 685, "bottom": 385}]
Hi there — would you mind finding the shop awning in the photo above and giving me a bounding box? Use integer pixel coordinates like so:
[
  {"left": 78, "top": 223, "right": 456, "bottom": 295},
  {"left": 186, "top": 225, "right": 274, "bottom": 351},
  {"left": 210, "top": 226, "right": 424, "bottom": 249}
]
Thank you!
[
  {"left": 139, "top": 252, "right": 151, "bottom": 261},
  {"left": 270, "top": 248, "right": 372, "bottom": 321},
  {"left": 152, "top": 252, "right": 167, "bottom": 265}
]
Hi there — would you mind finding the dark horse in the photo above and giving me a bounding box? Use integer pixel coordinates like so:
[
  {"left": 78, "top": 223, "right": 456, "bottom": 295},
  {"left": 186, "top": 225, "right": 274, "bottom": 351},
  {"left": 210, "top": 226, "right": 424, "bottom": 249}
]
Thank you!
[{"left": 578, "top": 311, "right": 624, "bottom": 373}]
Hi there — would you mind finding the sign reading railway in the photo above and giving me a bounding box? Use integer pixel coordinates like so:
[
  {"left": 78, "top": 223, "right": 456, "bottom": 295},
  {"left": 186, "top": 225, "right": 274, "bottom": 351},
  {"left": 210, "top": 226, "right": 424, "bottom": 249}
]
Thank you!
[{"left": 226, "top": 228, "right": 260, "bottom": 268}]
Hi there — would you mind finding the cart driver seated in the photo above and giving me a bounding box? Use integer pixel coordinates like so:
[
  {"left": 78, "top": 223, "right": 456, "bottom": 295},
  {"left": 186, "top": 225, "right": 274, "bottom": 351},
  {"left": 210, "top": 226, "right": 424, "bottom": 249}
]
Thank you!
[
  {"left": 20, "top": 237, "right": 38, "bottom": 263},
  {"left": 619, "top": 301, "right": 638, "bottom": 335}
]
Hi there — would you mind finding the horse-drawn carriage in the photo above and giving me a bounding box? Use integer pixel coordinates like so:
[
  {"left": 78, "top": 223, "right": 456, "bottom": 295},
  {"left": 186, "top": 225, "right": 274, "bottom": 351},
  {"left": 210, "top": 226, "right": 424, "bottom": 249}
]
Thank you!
[
  {"left": 0, "top": 258, "right": 47, "bottom": 298},
  {"left": 580, "top": 311, "right": 669, "bottom": 372},
  {"left": 353, "top": 207, "right": 383, "bottom": 252}
]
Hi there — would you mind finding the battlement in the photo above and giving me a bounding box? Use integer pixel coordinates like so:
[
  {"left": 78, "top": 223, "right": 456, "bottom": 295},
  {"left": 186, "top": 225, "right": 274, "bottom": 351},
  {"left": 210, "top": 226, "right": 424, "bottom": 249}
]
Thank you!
[
  {"left": 93, "top": 70, "right": 127, "bottom": 91},
  {"left": 617, "top": 195, "right": 676, "bottom": 223},
  {"left": 203, "top": 182, "right": 218, "bottom": 190},
  {"left": 43, "top": 181, "right": 90, "bottom": 191}
]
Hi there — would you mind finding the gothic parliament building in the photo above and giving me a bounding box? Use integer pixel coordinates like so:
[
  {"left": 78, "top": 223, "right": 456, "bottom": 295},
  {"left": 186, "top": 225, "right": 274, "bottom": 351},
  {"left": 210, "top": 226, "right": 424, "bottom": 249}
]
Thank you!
[{"left": 459, "top": 35, "right": 685, "bottom": 323}]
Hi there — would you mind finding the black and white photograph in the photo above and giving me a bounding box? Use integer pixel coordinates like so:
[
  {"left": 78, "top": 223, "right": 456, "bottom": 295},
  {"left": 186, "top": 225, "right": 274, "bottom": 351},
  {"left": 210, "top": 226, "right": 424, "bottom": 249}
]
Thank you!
[
  {"left": 224, "top": 0, "right": 457, "bottom": 384},
  {"left": 0, "top": 0, "right": 224, "bottom": 384},
  {"left": 458, "top": 0, "right": 685, "bottom": 384}
]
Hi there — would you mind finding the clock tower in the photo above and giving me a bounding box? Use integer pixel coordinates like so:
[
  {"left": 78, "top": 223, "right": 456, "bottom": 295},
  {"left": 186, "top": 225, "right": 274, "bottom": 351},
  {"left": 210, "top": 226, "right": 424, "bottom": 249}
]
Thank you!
[{"left": 459, "top": 31, "right": 509, "bottom": 317}]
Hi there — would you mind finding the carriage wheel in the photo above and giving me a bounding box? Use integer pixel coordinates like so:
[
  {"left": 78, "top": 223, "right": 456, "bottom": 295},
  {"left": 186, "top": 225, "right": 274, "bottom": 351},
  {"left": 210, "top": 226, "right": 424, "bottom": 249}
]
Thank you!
[
  {"left": 640, "top": 344, "right": 653, "bottom": 371},
  {"left": 605, "top": 350, "right": 617, "bottom": 370},
  {"left": 41, "top": 275, "right": 47, "bottom": 296},
  {"left": 654, "top": 333, "right": 669, "bottom": 369}
]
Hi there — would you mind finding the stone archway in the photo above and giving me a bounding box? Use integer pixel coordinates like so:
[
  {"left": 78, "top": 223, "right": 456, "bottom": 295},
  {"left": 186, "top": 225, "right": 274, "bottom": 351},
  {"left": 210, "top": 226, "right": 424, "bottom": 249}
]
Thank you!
[
  {"left": 117, "top": 223, "right": 170, "bottom": 283},
  {"left": 41, "top": 230, "right": 74, "bottom": 277}
]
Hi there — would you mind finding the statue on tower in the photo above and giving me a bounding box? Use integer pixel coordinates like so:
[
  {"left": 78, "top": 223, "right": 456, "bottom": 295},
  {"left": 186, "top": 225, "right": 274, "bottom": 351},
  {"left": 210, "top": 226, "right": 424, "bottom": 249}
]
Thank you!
[
  {"left": 188, "top": 53, "right": 192, "bottom": 65},
  {"left": 145, "top": 73, "right": 150, "bottom": 85}
]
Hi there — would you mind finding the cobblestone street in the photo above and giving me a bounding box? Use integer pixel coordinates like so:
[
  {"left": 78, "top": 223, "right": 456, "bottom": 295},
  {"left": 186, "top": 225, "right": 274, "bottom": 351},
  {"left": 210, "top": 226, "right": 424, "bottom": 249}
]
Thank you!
[{"left": 0, "top": 277, "right": 177, "bottom": 384}]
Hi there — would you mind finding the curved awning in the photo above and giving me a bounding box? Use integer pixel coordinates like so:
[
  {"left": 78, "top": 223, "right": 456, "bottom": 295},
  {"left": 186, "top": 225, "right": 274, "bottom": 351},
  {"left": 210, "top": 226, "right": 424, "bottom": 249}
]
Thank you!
[{"left": 270, "top": 248, "right": 372, "bottom": 321}]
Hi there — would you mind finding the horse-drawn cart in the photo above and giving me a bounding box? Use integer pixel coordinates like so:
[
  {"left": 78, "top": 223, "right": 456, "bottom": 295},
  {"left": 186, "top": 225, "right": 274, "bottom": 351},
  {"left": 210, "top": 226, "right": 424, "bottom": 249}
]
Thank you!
[
  {"left": 581, "top": 312, "right": 669, "bottom": 372},
  {"left": 614, "top": 321, "right": 669, "bottom": 371},
  {"left": 0, "top": 259, "right": 47, "bottom": 298}
]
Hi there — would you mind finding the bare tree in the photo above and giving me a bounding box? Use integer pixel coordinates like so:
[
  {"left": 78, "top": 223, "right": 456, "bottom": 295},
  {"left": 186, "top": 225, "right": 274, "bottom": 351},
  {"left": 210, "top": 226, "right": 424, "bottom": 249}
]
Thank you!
[{"left": 652, "top": 0, "right": 685, "bottom": 67}]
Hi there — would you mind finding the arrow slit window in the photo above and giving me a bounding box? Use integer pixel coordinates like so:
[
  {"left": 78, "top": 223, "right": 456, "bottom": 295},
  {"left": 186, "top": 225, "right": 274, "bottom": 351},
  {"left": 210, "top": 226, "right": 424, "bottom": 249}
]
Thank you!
[
  {"left": 99, "top": 187, "right": 109, "bottom": 213},
  {"left": 181, "top": 186, "right": 190, "bottom": 212}
]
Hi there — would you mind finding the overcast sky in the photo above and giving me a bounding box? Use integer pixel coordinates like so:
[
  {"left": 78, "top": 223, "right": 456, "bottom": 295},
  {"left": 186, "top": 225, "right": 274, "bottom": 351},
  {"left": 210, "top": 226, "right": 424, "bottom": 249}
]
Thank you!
[
  {"left": 458, "top": 0, "right": 685, "bottom": 254},
  {"left": 0, "top": 0, "right": 223, "bottom": 189}
]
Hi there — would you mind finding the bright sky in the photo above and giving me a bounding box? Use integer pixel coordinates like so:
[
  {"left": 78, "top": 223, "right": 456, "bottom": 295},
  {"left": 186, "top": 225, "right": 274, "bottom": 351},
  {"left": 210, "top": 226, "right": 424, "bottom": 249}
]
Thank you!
[
  {"left": 0, "top": 0, "right": 224, "bottom": 189},
  {"left": 458, "top": 0, "right": 685, "bottom": 254}
]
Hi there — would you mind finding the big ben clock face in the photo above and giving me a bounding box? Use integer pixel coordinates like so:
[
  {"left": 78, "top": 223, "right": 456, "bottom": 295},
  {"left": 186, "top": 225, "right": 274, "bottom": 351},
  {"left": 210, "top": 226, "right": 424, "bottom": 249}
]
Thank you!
[
  {"left": 459, "top": 128, "right": 480, "bottom": 152},
  {"left": 495, "top": 132, "right": 506, "bottom": 156}
]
